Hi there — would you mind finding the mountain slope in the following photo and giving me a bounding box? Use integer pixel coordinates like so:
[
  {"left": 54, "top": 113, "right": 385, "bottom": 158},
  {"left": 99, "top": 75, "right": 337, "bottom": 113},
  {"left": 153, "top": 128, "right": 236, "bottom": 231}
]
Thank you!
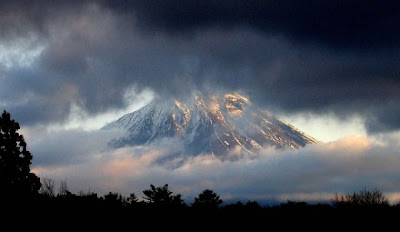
[{"left": 103, "top": 92, "right": 316, "bottom": 157}]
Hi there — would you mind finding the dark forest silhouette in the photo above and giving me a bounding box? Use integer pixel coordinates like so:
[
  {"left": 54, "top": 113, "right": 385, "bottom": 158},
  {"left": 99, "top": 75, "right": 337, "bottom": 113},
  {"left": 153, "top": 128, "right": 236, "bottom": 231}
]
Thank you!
[{"left": 1, "top": 110, "right": 399, "bottom": 227}]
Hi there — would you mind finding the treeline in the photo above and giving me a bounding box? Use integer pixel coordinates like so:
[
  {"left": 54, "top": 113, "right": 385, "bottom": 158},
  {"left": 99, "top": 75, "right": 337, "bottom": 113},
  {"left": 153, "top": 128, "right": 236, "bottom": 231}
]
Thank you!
[
  {"left": 32, "top": 177, "right": 400, "bottom": 217},
  {"left": 37, "top": 178, "right": 397, "bottom": 210},
  {"left": 11, "top": 181, "right": 400, "bottom": 229},
  {"left": 38, "top": 180, "right": 228, "bottom": 209}
]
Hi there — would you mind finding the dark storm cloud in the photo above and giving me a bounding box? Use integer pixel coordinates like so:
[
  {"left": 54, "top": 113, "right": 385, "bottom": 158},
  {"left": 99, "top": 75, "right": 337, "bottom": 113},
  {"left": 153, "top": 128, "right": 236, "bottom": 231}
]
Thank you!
[
  {"left": 0, "top": 66, "right": 71, "bottom": 124},
  {"left": 105, "top": 0, "right": 400, "bottom": 49},
  {"left": 0, "top": 0, "right": 399, "bottom": 133},
  {"left": 0, "top": 1, "right": 86, "bottom": 41},
  {"left": 365, "top": 103, "right": 400, "bottom": 133},
  {"left": 0, "top": 1, "right": 135, "bottom": 125},
  {"left": 4, "top": 1, "right": 400, "bottom": 49},
  {"left": 103, "top": 0, "right": 400, "bottom": 133}
]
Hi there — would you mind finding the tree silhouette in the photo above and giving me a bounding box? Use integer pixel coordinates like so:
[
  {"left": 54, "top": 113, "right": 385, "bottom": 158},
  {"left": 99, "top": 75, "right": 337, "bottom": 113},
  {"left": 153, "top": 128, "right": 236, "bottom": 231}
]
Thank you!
[
  {"left": 39, "top": 178, "right": 55, "bottom": 198},
  {"left": 244, "top": 201, "right": 261, "bottom": 209},
  {"left": 104, "top": 192, "right": 125, "bottom": 207},
  {"left": 171, "top": 193, "right": 185, "bottom": 208},
  {"left": 280, "top": 200, "right": 308, "bottom": 209},
  {"left": 58, "top": 179, "right": 72, "bottom": 198},
  {"left": 143, "top": 184, "right": 185, "bottom": 208},
  {"left": 127, "top": 192, "right": 138, "bottom": 204},
  {"left": 192, "top": 189, "right": 223, "bottom": 209},
  {"left": 332, "top": 188, "right": 389, "bottom": 208},
  {"left": 0, "top": 110, "right": 40, "bottom": 200}
]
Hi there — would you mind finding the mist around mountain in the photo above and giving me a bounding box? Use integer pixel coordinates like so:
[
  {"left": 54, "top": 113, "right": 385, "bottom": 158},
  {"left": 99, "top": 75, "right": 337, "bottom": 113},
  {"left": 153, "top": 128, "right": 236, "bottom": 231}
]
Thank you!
[{"left": 103, "top": 92, "right": 316, "bottom": 159}]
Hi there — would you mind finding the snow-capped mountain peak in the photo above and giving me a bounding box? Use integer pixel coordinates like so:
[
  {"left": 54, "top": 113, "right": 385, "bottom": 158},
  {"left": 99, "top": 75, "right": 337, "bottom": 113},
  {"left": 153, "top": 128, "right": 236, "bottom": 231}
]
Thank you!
[{"left": 103, "top": 92, "right": 317, "bottom": 157}]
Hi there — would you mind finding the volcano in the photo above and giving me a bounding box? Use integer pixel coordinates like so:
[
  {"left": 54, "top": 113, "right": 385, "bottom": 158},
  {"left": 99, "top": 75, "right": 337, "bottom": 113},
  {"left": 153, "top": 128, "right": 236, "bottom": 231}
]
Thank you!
[{"left": 103, "top": 92, "right": 316, "bottom": 158}]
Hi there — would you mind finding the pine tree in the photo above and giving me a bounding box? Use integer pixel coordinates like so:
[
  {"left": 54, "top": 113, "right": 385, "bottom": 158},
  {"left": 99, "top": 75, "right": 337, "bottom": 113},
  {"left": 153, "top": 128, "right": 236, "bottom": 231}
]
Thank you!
[
  {"left": 192, "top": 189, "right": 223, "bottom": 209},
  {"left": 0, "top": 111, "right": 41, "bottom": 200},
  {"left": 143, "top": 184, "right": 185, "bottom": 208}
]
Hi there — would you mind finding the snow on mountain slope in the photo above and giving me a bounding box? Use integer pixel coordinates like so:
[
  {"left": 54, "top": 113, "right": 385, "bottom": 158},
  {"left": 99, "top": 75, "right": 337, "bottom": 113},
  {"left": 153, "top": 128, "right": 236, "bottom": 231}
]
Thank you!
[{"left": 103, "top": 92, "right": 317, "bottom": 158}]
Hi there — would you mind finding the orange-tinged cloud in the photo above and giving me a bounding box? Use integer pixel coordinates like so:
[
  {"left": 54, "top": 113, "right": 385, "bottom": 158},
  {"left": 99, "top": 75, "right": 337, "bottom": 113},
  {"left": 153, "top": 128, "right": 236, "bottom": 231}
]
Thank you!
[
  {"left": 103, "top": 147, "right": 165, "bottom": 177},
  {"left": 386, "top": 192, "right": 400, "bottom": 203},
  {"left": 317, "top": 135, "right": 373, "bottom": 155},
  {"left": 31, "top": 168, "right": 41, "bottom": 176}
]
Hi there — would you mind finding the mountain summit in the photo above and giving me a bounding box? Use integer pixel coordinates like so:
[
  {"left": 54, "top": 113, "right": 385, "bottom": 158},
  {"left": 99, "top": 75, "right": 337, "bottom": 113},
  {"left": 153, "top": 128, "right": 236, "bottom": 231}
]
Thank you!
[{"left": 103, "top": 92, "right": 316, "bottom": 157}]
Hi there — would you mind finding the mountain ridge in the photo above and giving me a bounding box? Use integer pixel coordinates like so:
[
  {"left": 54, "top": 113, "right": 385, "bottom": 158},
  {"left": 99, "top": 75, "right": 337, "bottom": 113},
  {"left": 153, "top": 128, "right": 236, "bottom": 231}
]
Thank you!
[{"left": 103, "top": 92, "right": 317, "bottom": 158}]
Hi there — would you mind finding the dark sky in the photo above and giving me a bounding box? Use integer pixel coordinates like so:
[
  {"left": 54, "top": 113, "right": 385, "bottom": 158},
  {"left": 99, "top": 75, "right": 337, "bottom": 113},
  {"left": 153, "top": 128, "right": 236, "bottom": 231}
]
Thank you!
[{"left": 1, "top": 0, "right": 399, "bottom": 134}]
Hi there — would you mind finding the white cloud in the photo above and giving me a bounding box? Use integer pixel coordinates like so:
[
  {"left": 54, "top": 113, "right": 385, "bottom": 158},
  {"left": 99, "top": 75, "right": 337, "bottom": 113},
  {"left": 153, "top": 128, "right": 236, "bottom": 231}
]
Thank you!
[
  {"left": 282, "top": 112, "right": 367, "bottom": 142},
  {"left": 48, "top": 88, "right": 154, "bottom": 131},
  {"left": 0, "top": 37, "right": 44, "bottom": 68}
]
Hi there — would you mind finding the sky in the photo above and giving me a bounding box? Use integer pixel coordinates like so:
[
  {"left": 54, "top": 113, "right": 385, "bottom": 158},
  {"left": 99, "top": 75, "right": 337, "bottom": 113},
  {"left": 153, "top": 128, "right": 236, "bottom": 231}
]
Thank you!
[{"left": 1, "top": 0, "right": 400, "bottom": 203}]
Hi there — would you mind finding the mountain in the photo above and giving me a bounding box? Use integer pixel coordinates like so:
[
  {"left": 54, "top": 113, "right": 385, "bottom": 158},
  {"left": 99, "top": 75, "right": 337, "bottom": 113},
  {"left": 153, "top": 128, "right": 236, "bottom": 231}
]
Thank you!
[{"left": 103, "top": 92, "right": 316, "bottom": 158}]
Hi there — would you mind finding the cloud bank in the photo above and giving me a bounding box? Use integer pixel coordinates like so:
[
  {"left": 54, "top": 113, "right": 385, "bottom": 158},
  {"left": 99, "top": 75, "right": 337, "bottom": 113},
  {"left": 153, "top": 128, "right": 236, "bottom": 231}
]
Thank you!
[{"left": 31, "top": 130, "right": 400, "bottom": 204}]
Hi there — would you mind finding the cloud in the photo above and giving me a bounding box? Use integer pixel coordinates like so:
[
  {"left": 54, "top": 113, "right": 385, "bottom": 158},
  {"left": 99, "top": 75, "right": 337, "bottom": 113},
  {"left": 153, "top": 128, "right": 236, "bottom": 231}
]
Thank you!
[
  {"left": 1, "top": 1, "right": 400, "bottom": 133},
  {"left": 30, "top": 128, "right": 126, "bottom": 167},
  {"left": 365, "top": 102, "right": 400, "bottom": 133},
  {"left": 106, "top": 0, "right": 400, "bottom": 49},
  {"left": 3, "top": 1, "right": 400, "bottom": 49},
  {"left": 30, "top": 131, "right": 400, "bottom": 204},
  {"left": 282, "top": 113, "right": 367, "bottom": 142}
]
